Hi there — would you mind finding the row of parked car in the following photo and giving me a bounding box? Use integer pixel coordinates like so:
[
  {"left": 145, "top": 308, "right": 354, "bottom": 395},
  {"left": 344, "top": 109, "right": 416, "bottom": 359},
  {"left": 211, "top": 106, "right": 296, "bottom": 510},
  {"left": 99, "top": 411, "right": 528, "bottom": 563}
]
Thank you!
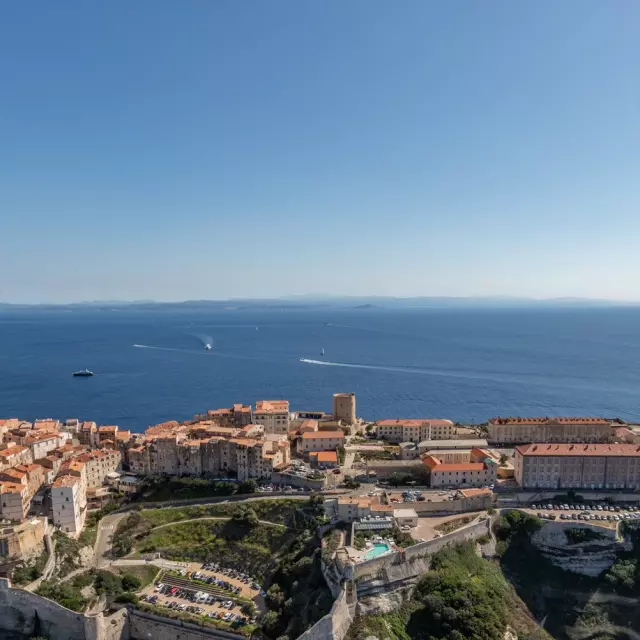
[
  {"left": 148, "top": 584, "right": 249, "bottom": 625},
  {"left": 198, "top": 563, "right": 261, "bottom": 591},
  {"left": 533, "top": 503, "right": 639, "bottom": 512}
]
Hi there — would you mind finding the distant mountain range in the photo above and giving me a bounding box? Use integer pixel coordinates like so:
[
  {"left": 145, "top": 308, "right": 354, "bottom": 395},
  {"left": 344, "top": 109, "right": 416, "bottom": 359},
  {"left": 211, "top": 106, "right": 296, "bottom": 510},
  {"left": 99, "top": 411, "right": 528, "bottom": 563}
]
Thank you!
[{"left": 1, "top": 296, "right": 638, "bottom": 312}]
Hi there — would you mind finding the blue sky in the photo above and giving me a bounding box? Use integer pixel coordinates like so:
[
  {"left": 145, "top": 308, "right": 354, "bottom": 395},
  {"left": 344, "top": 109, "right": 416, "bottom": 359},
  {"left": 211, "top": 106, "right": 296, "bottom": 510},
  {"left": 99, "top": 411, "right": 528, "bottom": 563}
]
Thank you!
[{"left": 1, "top": 2, "right": 639, "bottom": 303}]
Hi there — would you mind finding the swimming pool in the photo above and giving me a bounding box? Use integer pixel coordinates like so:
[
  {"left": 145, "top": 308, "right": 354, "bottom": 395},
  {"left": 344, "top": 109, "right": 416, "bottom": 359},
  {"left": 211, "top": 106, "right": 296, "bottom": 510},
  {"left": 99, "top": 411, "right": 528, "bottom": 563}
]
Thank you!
[{"left": 363, "top": 543, "right": 391, "bottom": 560}]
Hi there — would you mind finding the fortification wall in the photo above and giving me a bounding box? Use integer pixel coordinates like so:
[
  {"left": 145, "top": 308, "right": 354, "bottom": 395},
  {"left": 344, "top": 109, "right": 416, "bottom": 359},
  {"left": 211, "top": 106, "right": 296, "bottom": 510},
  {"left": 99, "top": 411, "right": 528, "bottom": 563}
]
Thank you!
[
  {"left": 404, "top": 519, "right": 490, "bottom": 560},
  {"left": 296, "top": 583, "right": 354, "bottom": 640},
  {"left": 129, "top": 608, "right": 246, "bottom": 640},
  {"left": 0, "top": 577, "right": 87, "bottom": 639}
]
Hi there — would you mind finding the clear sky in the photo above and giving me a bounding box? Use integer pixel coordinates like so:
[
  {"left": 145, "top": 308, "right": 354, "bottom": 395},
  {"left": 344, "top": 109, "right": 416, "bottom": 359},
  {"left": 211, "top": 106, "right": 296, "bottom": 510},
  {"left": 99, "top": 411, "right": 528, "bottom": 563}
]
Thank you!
[{"left": 1, "top": 2, "right": 639, "bottom": 303}]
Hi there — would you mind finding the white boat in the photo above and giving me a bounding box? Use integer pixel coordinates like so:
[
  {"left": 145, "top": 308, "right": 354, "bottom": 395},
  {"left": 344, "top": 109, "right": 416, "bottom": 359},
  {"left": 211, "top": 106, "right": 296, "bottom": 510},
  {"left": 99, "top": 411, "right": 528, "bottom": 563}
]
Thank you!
[
  {"left": 321, "top": 348, "right": 325, "bottom": 356},
  {"left": 204, "top": 344, "right": 212, "bottom": 350}
]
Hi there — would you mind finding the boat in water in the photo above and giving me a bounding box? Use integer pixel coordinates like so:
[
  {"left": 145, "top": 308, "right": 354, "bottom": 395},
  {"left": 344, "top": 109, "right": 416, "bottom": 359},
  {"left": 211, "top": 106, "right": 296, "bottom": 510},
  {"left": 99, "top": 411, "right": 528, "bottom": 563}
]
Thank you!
[
  {"left": 204, "top": 344, "right": 212, "bottom": 350},
  {"left": 73, "top": 369, "right": 94, "bottom": 377},
  {"left": 321, "top": 348, "right": 325, "bottom": 356}
]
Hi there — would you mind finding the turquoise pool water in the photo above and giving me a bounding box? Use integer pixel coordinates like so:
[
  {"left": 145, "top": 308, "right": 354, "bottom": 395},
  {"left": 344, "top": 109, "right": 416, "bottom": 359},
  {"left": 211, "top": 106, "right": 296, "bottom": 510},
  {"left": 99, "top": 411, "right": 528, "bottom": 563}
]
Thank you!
[{"left": 363, "top": 543, "right": 391, "bottom": 560}]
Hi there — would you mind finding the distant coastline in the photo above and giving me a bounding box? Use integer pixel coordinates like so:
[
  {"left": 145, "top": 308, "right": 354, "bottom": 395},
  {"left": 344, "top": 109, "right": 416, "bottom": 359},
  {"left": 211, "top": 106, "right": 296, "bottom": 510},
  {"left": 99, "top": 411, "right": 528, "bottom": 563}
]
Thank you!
[{"left": 1, "top": 295, "right": 639, "bottom": 312}]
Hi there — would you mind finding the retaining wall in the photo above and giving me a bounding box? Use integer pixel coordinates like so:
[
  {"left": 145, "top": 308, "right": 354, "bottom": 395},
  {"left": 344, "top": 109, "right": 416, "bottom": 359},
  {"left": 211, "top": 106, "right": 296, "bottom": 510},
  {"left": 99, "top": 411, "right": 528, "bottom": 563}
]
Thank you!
[{"left": 128, "top": 608, "right": 246, "bottom": 640}]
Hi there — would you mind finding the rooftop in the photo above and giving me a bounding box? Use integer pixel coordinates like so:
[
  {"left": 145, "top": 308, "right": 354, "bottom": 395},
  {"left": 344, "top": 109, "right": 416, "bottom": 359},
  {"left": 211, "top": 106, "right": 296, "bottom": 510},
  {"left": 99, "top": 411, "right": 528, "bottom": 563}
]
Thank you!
[
  {"left": 517, "top": 443, "right": 640, "bottom": 457},
  {"left": 255, "top": 400, "right": 289, "bottom": 414},
  {"left": 301, "top": 431, "right": 345, "bottom": 439},
  {"left": 491, "top": 416, "right": 610, "bottom": 426},
  {"left": 377, "top": 418, "right": 453, "bottom": 427},
  {"left": 459, "top": 488, "right": 493, "bottom": 498},
  {"left": 312, "top": 451, "right": 338, "bottom": 463}
]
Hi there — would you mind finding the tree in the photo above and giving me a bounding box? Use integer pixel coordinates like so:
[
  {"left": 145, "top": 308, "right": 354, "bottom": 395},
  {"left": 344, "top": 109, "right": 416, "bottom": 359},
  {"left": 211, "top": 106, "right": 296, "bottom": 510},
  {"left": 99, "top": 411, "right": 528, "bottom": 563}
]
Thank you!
[
  {"left": 499, "top": 453, "right": 509, "bottom": 465},
  {"left": 113, "top": 533, "right": 133, "bottom": 557},
  {"left": 241, "top": 601, "right": 257, "bottom": 617},
  {"left": 233, "top": 506, "right": 259, "bottom": 527},
  {"left": 121, "top": 573, "right": 141, "bottom": 592},
  {"left": 238, "top": 479, "right": 257, "bottom": 494},
  {"left": 266, "top": 584, "right": 285, "bottom": 609},
  {"left": 343, "top": 476, "right": 360, "bottom": 490},
  {"left": 261, "top": 610, "right": 279, "bottom": 633},
  {"left": 337, "top": 445, "right": 346, "bottom": 465}
]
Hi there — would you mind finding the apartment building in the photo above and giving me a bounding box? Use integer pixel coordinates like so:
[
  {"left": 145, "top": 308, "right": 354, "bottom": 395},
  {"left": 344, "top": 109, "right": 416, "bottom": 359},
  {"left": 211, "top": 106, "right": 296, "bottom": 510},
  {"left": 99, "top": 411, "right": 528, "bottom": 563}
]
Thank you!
[
  {"left": 36, "top": 455, "right": 62, "bottom": 484},
  {"left": 488, "top": 417, "right": 612, "bottom": 444},
  {"left": 148, "top": 434, "right": 180, "bottom": 475},
  {"left": 77, "top": 449, "right": 122, "bottom": 488},
  {"left": 423, "top": 448, "right": 498, "bottom": 489},
  {"left": 0, "top": 445, "right": 32, "bottom": 472},
  {"left": 514, "top": 443, "right": 640, "bottom": 490},
  {"left": 0, "top": 483, "right": 30, "bottom": 521},
  {"left": 78, "top": 422, "right": 98, "bottom": 448},
  {"left": 23, "top": 432, "right": 66, "bottom": 460},
  {"left": 254, "top": 400, "right": 290, "bottom": 435},
  {"left": 376, "top": 419, "right": 455, "bottom": 444},
  {"left": 97, "top": 425, "right": 118, "bottom": 445},
  {"left": 298, "top": 431, "right": 346, "bottom": 454},
  {"left": 33, "top": 419, "right": 60, "bottom": 432},
  {"left": 52, "top": 461, "right": 87, "bottom": 536}
]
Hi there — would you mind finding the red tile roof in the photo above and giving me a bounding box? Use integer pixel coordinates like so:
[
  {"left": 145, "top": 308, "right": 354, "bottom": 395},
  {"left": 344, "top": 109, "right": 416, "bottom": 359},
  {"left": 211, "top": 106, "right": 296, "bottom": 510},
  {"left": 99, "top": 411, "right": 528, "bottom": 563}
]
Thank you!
[
  {"left": 517, "top": 443, "right": 640, "bottom": 457},
  {"left": 490, "top": 416, "right": 610, "bottom": 426}
]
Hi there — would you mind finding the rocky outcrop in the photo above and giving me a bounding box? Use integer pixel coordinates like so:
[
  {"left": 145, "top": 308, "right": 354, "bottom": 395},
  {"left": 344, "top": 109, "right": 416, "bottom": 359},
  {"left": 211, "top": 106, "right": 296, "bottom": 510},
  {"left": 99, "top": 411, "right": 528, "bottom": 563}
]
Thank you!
[{"left": 531, "top": 522, "right": 630, "bottom": 577}]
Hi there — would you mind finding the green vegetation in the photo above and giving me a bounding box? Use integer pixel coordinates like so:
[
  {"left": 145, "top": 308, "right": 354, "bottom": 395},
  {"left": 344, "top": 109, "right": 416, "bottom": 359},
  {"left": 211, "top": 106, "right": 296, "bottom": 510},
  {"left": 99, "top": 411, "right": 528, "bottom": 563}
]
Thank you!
[
  {"left": 343, "top": 476, "right": 361, "bottom": 489},
  {"left": 36, "top": 568, "right": 146, "bottom": 612},
  {"left": 135, "top": 518, "right": 292, "bottom": 580},
  {"left": 347, "top": 542, "right": 544, "bottom": 640},
  {"left": 261, "top": 527, "right": 333, "bottom": 639},
  {"left": 11, "top": 548, "right": 49, "bottom": 586},
  {"left": 237, "top": 479, "right": 257, "bottom": 494},
  {"left": 337, "top": 444, "right": 346, "bottom": 465},
  {"left": 388, "top": 472, "right": 415, "bottom": 487},
  {"left": 361, "top": 449, "right": 395, "bottom": 461},
  {"left": 142, "top": 476, "right": 238, "bottom": 501},
  {"left": 494, "top": 509, "right": 543, "bottom": 546},
  {"left": 321, "top": 528, "right": 342, "bottom": 564},
  {"left": 564, "top": 527, "right": 605, "bottom": 545},
  {"left": 111, "top": 564, "right": 159, "bottom": 589},
  {"left": 51, "top": 530, "right": 85, "bottom": 579}
]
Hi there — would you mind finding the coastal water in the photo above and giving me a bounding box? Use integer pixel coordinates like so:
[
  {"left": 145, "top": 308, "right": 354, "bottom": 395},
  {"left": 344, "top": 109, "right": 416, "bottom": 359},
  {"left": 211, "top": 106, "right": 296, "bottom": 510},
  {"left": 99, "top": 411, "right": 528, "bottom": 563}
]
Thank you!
[{"left": 1, "top": 307, "right": 640, "bottom": 431}]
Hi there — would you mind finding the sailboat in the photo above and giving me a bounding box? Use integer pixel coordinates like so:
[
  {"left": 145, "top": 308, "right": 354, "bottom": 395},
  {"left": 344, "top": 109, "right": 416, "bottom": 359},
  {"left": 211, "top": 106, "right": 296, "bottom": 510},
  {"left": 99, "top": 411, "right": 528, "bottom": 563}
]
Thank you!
[{"left": 321, "top": 348, "right": 325, "bottom": 356}]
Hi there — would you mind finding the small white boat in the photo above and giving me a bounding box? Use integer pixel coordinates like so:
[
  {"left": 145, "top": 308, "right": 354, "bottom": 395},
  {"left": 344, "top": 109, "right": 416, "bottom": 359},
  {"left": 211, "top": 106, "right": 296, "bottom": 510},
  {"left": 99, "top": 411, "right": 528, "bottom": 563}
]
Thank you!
[
  {"left": 204, "top": 344, "right": 212, "bottom": 350},
  {"left": 321, "top": 348, "right": 325, "bottom": 356}
]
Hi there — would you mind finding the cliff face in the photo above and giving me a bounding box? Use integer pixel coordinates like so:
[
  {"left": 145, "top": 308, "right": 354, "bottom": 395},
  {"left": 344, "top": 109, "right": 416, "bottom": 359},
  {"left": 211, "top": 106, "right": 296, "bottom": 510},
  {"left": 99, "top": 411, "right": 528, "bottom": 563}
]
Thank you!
[{"left": 530, "top": 522, "right": 629, "bottom": 577}]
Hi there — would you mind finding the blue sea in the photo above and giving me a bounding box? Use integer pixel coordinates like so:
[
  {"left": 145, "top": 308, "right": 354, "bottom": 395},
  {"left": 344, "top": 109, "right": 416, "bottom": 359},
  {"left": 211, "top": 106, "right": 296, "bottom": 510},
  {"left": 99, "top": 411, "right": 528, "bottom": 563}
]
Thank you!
[{"left": 1, "top": 307, "right": 640, "bottom": 431}]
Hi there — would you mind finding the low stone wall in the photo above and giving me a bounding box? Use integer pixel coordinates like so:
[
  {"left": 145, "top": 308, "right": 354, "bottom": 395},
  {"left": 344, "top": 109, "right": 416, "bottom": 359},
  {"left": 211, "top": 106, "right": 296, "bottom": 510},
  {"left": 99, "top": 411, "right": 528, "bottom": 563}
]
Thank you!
[
  {"left": 129, "top": 608, "right": 246, "bottom": 640},
  {"left": 410, "top": 493, "right": 494, "bottom": 515}
]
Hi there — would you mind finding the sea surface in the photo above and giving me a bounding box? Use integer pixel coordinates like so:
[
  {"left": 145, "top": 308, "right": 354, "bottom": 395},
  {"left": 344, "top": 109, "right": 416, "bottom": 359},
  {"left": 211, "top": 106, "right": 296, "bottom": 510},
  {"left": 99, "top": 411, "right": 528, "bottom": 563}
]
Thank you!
[{"left": 1, "top": 307, "right": 640, "bottom": 431}]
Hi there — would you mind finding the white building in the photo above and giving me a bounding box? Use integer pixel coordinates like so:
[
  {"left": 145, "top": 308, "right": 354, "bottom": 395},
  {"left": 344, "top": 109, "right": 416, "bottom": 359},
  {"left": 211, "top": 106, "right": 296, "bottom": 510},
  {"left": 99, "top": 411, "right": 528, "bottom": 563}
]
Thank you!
[
  {"left": 297, "top": 431, "right": 345, "bottom": 454},
  {"left": 51, "top": 461, "right": 87, "bottom": 536},
  {"left": 376, "top": 419, "right": 455, "bottom": 443}
]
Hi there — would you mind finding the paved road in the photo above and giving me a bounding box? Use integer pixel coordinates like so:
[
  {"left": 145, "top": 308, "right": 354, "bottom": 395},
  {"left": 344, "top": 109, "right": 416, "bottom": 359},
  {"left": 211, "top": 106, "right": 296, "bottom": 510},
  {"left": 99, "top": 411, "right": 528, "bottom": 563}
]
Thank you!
[{"left": 95, "top": 512, "right": 128, "bottom": 569}]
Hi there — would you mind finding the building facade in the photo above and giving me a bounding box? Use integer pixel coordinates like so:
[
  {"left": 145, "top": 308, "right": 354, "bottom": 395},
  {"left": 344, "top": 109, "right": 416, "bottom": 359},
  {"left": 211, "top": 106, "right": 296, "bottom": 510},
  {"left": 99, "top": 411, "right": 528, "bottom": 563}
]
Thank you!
[
  {"left": 298, "top": 431, "right": 345, "bottom": 454},
  {"left": 376, "top": 419, "right": 455, "bottom": 444},
  {"left": 254, "top": 400, "right": 290, "bottom": 435},
  {"left": 515, "top": 443, "right": 640, "bottom": 489},
  {"left": 423, "top": 448, "right": 498, "bottom": 489},
  {"left": 488, "top": 417, "right": 612, "bottom": 444}
]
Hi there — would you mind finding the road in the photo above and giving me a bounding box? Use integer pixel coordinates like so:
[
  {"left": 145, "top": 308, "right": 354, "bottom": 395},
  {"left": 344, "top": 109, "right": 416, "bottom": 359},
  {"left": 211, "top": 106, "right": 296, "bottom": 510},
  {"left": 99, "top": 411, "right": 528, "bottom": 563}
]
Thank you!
[{"left": 95, "top": 512, "right": 128, "bottom": 569}]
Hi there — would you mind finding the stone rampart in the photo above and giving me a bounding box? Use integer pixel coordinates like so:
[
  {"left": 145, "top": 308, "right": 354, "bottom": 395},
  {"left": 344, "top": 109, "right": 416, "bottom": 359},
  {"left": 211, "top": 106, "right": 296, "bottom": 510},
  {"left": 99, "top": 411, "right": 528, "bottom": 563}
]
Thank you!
[
  {"left": 128, "top": 608, "right": 246, "bottom": 640},
  {"left": 296, "top": 582, "right": 355, "bottom": 640}
]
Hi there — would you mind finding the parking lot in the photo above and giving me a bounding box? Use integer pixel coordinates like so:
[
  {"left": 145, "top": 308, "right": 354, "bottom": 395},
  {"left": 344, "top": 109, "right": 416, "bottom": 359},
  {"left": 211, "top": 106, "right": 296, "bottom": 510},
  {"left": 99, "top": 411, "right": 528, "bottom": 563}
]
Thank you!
[
  {"left": 523, "top": 502, "right": 640, "bottom": 527},
  {"left": 139, "top": 560, "right": 266, "bottom": 625}
]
